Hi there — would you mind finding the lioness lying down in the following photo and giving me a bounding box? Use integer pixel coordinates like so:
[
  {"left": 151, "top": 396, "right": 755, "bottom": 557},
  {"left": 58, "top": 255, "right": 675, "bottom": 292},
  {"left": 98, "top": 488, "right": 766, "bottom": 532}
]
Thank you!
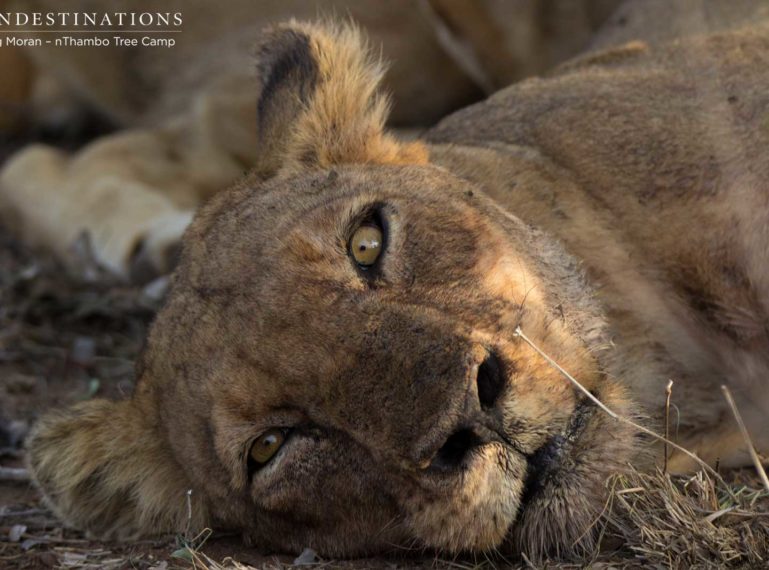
[{"left": 26, "top": 14, "right": 769, "bottom": 560}]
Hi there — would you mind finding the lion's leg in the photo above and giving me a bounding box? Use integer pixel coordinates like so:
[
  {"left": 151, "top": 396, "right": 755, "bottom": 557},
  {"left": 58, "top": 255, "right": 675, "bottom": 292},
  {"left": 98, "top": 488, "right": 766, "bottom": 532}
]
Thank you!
[
  {"left": 0, "top": 132, "right": 195, "bottom": 279},
  {"left": 668, "top": 418, "right": 769, "bottom": 474},
  {"left": 0, "top": 83, "right": 257, "bottom": 279}
]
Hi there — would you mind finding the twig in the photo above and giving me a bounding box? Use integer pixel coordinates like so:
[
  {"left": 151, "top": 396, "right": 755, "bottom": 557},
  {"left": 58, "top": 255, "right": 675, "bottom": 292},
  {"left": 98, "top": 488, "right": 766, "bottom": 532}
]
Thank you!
[
  {"left": 520, "top": 552, "right": 538, "bottom": 569},
  {"left": 664, "top": 380, "right": 674, "bottom": 473},
  {"left": 2, "top": 521, "right": 56, "bottom": 532},
  {"left": 616, "top": 487, "right": 646, "bottom": 495},
  {"left": 184, "top": 488, "right": 193, "bottom": 541},
  {"left": 514, "top": 326, "right": 731, "bottom": 491},
  {"left": 0, "top": 467, "right": 29, "bottom": 482},
  {"left": 703, "top": 505, "right": 737, "bottom": 524},
  {"left": 722, "top": 384, "right": 769, "bottom": 493},
  {"left": 0, "top": 508, "right": 49, "bottom": 519},
  {"left": 19, "top": 533, "right": 90, "bottom": 544}
]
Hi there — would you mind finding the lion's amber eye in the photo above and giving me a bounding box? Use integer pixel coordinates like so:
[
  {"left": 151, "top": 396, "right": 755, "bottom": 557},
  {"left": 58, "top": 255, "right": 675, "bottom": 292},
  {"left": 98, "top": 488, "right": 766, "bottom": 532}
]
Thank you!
[
  {"left": 250, "top": 429, "right": 286, "bottom": 465},
  {"left": 350, "top": 224, "right": 383, "bottom": 267}
]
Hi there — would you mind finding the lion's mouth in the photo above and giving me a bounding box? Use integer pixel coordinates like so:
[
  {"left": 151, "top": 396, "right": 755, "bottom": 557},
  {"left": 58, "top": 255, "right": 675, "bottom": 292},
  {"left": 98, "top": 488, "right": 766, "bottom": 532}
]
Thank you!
[{"left": 519, "top": 399, "right": 596, "bottom": 508}]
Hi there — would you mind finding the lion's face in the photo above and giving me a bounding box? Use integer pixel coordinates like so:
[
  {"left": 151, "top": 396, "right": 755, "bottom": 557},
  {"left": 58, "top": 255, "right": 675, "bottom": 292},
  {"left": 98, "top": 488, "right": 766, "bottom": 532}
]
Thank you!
[
  {"left": 145, "top": 164, "right": 638, "bottom": 556},
  {"left": 26, "top": 21, "right": 641, "bottom": 560}
]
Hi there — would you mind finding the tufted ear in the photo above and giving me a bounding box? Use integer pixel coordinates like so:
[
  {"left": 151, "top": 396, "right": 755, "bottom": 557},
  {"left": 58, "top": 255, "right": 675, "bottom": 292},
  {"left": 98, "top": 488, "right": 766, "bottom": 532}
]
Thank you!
[
  {"left": 253, "top": 20, "right": 428, "bottom": 178},
  {"left": 26, "top": 398, "right": 207, "bottom": 539}
]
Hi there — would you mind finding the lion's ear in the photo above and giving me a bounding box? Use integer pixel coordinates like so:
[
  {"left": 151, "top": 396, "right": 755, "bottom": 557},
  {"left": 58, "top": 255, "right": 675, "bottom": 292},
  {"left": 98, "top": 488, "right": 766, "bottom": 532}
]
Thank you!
[
  {"left": 253, "top": 20, "right": 428, "bottom": 178},
  {"left": 26, "top": 398, "right": 206, "bottom": 539}
]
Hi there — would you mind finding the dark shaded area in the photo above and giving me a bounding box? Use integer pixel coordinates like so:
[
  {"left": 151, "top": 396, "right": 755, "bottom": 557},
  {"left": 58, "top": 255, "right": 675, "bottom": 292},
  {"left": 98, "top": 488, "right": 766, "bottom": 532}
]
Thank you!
[{"left": 0, "top": 106, "right": 116, "bottom": 166}]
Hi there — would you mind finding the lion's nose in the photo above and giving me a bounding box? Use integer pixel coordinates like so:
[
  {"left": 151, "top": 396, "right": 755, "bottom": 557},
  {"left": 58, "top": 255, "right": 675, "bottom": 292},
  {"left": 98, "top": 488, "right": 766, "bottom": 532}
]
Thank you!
[
  {"left": 429, "top": 427, "right": 483, "bottom": 471},
  {"left": 476, "top": 351, "right": 505, "bottom": 409},
  {"left": 427, "top": 352, "right": 506, "bottom": 472}
]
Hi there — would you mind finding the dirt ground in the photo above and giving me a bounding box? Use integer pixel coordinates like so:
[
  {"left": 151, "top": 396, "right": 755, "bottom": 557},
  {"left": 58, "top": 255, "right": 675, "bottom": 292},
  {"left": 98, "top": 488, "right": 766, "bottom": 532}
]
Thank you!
[{"left": 1, "top": 138, "right": 768, "bottom": 568}]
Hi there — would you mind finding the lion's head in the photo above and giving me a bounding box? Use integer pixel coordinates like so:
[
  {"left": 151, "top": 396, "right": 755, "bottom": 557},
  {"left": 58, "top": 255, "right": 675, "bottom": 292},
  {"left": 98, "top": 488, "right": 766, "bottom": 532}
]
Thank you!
[{"left": 27, "top": 21, "right": 643, "bottom": 560}]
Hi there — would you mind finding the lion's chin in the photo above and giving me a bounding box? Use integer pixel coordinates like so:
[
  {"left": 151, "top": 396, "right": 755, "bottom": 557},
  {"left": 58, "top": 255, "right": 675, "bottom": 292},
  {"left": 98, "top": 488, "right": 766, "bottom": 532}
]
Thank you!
[
  {"left": 403, "top": 384, "right": 640, "bottom": 558},
  {"left": 510, "top": 394, "right": 641, "bottom": 560}
]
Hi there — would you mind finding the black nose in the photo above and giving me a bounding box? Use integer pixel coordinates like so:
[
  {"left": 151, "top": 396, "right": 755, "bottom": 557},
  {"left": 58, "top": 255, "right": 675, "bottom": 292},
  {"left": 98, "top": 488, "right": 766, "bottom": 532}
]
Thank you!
[
  {"left": 476, "top": 351, "right": 505, "bottom": 409},
  {"left": 430, "top": 428, "right": 483, "bottom": 472}
]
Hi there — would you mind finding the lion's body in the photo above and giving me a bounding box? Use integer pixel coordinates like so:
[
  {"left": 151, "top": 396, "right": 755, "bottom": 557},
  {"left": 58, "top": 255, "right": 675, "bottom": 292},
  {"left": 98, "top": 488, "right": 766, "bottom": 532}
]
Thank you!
[{"left": 20, "top": 0, "right": 769, "bottom": 561}]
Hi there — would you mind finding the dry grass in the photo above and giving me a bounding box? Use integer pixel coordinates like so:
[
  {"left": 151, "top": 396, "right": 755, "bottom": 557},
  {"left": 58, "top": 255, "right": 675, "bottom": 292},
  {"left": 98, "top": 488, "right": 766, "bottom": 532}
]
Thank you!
[
  {"left": 600, "top": 467, "right": 769, "bottom": 568},
  {"left": 174, "top": 468, "right": 769, "bottom": 570}
]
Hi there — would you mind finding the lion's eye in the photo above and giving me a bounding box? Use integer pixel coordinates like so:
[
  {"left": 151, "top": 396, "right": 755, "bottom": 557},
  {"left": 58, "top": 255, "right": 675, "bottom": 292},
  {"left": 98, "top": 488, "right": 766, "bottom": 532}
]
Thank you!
[
  {"left": 250, "top": 428, "right": 286, "bottom": 465},
  {"left": 350, "top": 224, "right": 383, "bottom": 267}
]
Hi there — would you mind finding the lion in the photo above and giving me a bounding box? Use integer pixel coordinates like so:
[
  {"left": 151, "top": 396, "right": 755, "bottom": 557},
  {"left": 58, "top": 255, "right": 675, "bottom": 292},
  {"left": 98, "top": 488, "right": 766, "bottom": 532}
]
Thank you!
[{"left": 23, "top": 4, "right": 769, "bottom": 562}]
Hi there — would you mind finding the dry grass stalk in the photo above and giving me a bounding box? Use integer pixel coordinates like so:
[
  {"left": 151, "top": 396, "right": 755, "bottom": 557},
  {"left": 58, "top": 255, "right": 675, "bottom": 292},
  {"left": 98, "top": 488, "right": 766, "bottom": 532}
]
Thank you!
[
  {"left": 514, "top": 327, "right": 618, "bottom": 419},
  {"left": 0, "top": 467, "right": 29, "bottom": 482},
  {"left": 664, "top": 380, "right": 673, "bottom": 474},
  {"left": 721, "top": 384, "right": 769, "bottom": 493}
]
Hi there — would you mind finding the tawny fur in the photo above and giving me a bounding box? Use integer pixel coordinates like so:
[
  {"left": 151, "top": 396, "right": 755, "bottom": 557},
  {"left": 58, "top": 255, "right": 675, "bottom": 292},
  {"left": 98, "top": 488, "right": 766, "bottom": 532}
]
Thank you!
[
  {"left": 27, "top": 397, "right": 206, "bottom": 540},
  {"left": 269, "top": 21, "right": 428, "bottom": 176}
]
